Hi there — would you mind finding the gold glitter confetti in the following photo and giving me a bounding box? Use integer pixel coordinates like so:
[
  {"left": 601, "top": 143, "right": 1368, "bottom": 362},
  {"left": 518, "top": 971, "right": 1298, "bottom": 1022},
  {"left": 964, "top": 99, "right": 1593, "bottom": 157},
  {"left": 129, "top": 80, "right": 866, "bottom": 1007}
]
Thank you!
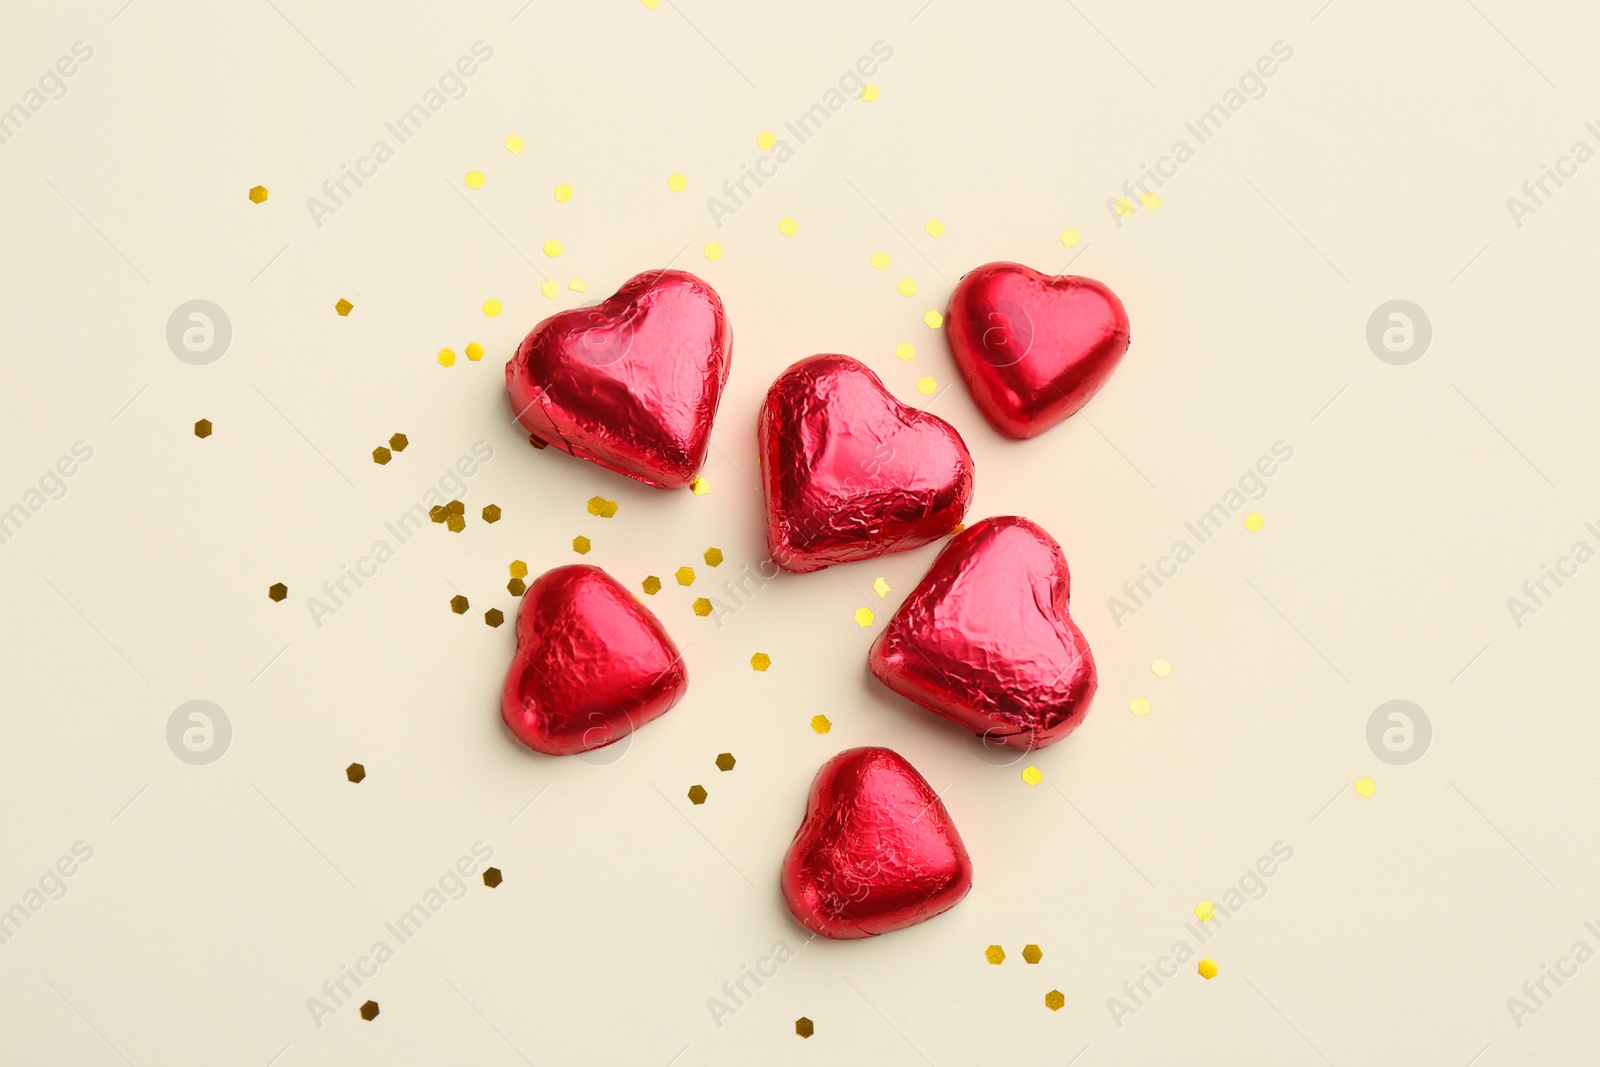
[
  {"left": 335, "top": 298, "right": 353, "bottom": 316},
  {"left": 508, "top": 578, "right": 526, "bottom": 596},
  {"left": 485, "top": 609, "right": 504, "bottom": 627},
  {"left": 466, "top": 342, "right": 484, "bottom": 361},
  {"left": 450, "top": 595, "right": 469, "bottom": 614},
  {"left": 543, "top": 239, "right": 564, "bottom": 257},
  {"left": 249, "top": 185, "right": 268, "bottom": 203},
  {"left": 572, "top": 536, "right": 591, "bottom": 554},
  {"left": 389, "top": 433, "right": 408, "bottom": 452},
  {"left": 360, "top": 1000, "right": 379, "bottom": 1021},
  {"left": 430, "top": 506, "right": 447, "bottom": 524},
  {"left": 860, "top": 84, "right": 879, "bottom": 102},
  {"left": 756, "top": 131, "right": 776, "bottom": 151},
  {"left": 703, "top": 547, "right": 723, "bottom": 567},
  {"left": 1150, "top": 657, "right": 1172, "bottom": 678},
  {"left": 346, "top": 763, "right": 365, "bottom": 783},
  {"left": 668, "top": 173, "right": 687, "bottom": 192},
  {"left": 897, "top": 277, "right": 917, "bottom": 297},
  {"left": 675, "top": 566, "right": 695, "bottom": 586},
  {"left": 541, "top": 279, "right": 559, "bottom": 298},
  {"left": 1129, "top": 697, "right": 1151, "bottom": 717},
  {"left": 483, "top": 505, "right": 501, "bottom": 523},
  {"left": 896, "top": 342, "right": 916, "bottom": 361},
  {"left": 1355, "top": 776, "right": 1376, "bottom": 797},
  {"left": 587, "top": 497, "right": 618, "bottom": 518},
  {"left": 985, "top": 945, "right": 1005, "bottom": 965},
  {"left": 483, "top": 299, "right": 502, "bottom": 317},
  {"left": 924, "top": 310, "right": 944, "bottom": 329},
  {"left": 528, "top": 435, "right": 546, "bottom": 449},
  {"left": 1059, "top": 228, "right": 1081, "bottom": 248},
  {"left": 1198, "top": 958, "right": 1219, "bottom": 980},
  {"left": 950, "top": 523, "right": 965, "bottom": 534},
  {"left": 778, "top": 217, "right": 799, "bottom": 236},
  {"left": 465, "top": 170, "right": 486, "bottom": 189},
  {"left": 269, "top": 583, "right": 287, "bottom": 602},
  {"left": 1021, "top": 766, "right": 1042, "bottom": 786},
  {"left": 715, "top": 753, "right": 736, "bottom": 771},
  {"left": 1244, "top": 512, "right": 1264, "bottom": 532},
  {"left": 703, "top": 243, "right": 723, "bottom": 261},
  {"left": 482, "top": 867, "right": 503, "bottom": 887},
  {"left": 1022, "top": 944, "right": 1042, "bottom": 964},
  {"left": 795, "top": 1017, "right": 814, "bottom": 1039},
  {"left": 569, "top": 279, "right": 587, "bottom": 292},
  {"left": 687, "top": 784, "right": 707, "bottom": 805},
  {"left": 1195, "top": 901, "right": 1216, "bottom": 922},
  {"left": 870, "top": 251, "right": 890, "bottom": 269},
  {"left": 916, "top": 376, "right": 937, "bottom": 395},
  {"left": 853, "top": 607, "right": 874, "bottom": 627},
  {"left": 692, "top": 597, "right": 712, "bottom": 616},
  {"left": 554, "top": 183, "right": 573, "bottom": 202},
  {"left": 1113, "top": 197, "right": 1136, "bottom": 218},
  {"left": 750, "top": 652, "right": 771, "bottom": 672},
  {"left": 1140, "top": 192, "right": 1162, "bottom": 210},
  {"left": 873, "top": 577, "right": 890, "bottom": 598},
  {"left": 810, "top": 715, "right": 830, "bottom": 734},
  {"left": 1045, "top": 990, "right": 1065, "bottom": 1011},
  {"left": 510, "top": 560, "right": 528, "bottom": 579},
  {"left": 372, "top": 446, "right": 392, "bottom": 465},
  {"left": 690, "top": 476, "right": 710, "bottom": 495},
  {"left": 505, "top": 135, "right": 524, "bottom": 154},
  {"left": 194, "top": 419, "right": 212, "bottom": 439},
  {"left": 641, "top": 0, "right": 659, "bottom": 7},
  {"left": 924, "top": 218, "right": 945, "bottom": 237},
  {"left": 641, "top": 575, "right": 662, "bottom": 596},
  {"left": 438, "top": 348, "right": 456, "bottom": 367},
  {"left": 447, "top": 514, "right": 465, "bottom": 532}
]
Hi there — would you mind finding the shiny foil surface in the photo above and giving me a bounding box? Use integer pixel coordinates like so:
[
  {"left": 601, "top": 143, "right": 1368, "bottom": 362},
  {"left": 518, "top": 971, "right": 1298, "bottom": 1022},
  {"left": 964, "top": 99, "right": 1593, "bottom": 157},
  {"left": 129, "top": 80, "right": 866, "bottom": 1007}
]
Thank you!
[
  {"left": 781, "top": 746, "right": 973, "bottom": 939},
  {"left": 505, "top": 269, "right": 732, "bottom": 490},
  {"left": 501, "top": 564, "right": 688, "bottom": 756},
  {"left": 868, "top": 516, "right": 1097, "bottom": 749},
  {"left": 946, "top": 262, "right": 1130, "bottom": 439},
  {"left": 759, "top": 355, "right": 974, "bottom": 573}
]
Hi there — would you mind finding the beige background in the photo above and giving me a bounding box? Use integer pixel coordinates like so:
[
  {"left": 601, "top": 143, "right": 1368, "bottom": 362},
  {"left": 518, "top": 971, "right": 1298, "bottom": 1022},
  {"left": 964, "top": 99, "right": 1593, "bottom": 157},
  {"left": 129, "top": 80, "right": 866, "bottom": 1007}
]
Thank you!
[{"left": 1, "top": 0, "right": 1596, "bottom": 1063}]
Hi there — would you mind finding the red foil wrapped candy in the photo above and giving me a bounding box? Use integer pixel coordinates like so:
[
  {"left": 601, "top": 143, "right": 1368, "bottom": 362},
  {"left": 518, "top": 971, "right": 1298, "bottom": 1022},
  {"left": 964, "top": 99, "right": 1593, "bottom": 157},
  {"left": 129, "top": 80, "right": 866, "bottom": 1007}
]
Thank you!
[
  {"left": 505, "top": 269, "right": 732, "bottom": 489},
  {"left": 758, "top": 355, "right": 973, "bottom": 572},
  {"left": 501, "top": 565, "right": 687, "bottom": 755},
  {"left": 868, "top": 516, "right": 1097, "bottom": 749},
  {"left": 781, "top": 746, "right": 973, "bottom": 939},
  {"left": 946, "top": 262, "right": 1129, "bottom": 439}
]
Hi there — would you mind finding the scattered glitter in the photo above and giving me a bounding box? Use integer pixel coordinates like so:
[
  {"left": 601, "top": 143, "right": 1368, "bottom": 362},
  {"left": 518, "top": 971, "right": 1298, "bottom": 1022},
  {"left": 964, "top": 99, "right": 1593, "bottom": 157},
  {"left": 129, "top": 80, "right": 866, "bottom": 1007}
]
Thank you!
[
  {"left": 482, "top": 504, "right": 502, "bottom": 523},
  {"left": 372, "top": 446, "right": 392, "bottom": 465},
  {"left": 510, "top": 560, "right": 528, "bottom": 579},
  {"left": 465, "top": 170, "right": 486, "bottom": 189},
  {"left": 1045, "top": 990, "right": 1065, "bottom": 1011},
  {"left": 528, "top": 435, "right": 546, "bottom": 449},
  {"left": 572, "top": 536, "right": 591, "bottom": 554},
  {"left": 795, "top": 1017, "right": 814, "bottom": 1039},
  {"left": 750, "top": 652, "right": 771, "bottom": 672},
  {"left": 346, "top": 763, "right": 365, "bottom": 783},
  {"left": 757, "top": 131, "right": 776, "bottom": 150},
  {"left": 897, "top": 277, "right": 917, "bottom": 297},
  {"left": 1140, "top": 192, "right": 1162, "bottom": 210},
  {"left": 1059, "top": 228, "right": 1081, "bottom": 248},
  {"left": 715, "top": 753, "right": 736, "bottom": 772},
  {"left": 1022, "top": 944, "right": 1042, "bottom": 964},
  {"left": 1244, "top": 512, "right": 1264, "bottom": 532},
  {"left": 438, "top": 348, "right": 456, "bottom": 367},
  {"left": 1195, "top": 901, "right": 1216, "bottom": 922},
  {"left": 692, "top": 597, "right": 712, "bottom": 616},
  {"left": 778, "top": 217, "right": 799, "bottom": 236},
  {"left": 505, "top": 135, "right": 524, "bottom": 154},
  {"left": 1355, "top": 776, "right": 1377, "bottom": 797},
  {"left": 450, "top": 595, "right": 469, "bottom": 614},
  {"left": 950, "top": 523, "right": 965, "bottom": 535},
  {"left": 640, "top": 0, "right": 659, "bottom": 7},
  {"left": 446, "top": 514, "right": 465, "bottom": 533},
  {"left": 248, "top": 185, "right": 268, "bottom": 203},
  {"left": 539, "top": 279, "right": 558, "bottom": 298},
  {"left": 466, "top": 342, "right": 484, "bottom": 361},
  {"left": 924, "top": 310, "right": 944, "bottom": 329},
  {"left": 872, "top": 577, "right": 890, "bottom": 598},
  {"left": 687, "top": 784, "right": 707, "bottom": 805},
  {"left": 675, "top": 567, "right": 695, "bottom": 586},
  {"left": 1198, "top": 958, "right": 1219, "bottom": 980},
  {"left": 389, "top": 433, "right": 408, "bottom": 451},
  {"left": 985, "top": 945, "right": 1005, "bottom": 965},
  {"left": 508, "top": 578, "right": 526, "bottom": 596},
  {"left": 854, "top": 607, "right": 874, "bottom": 627},
  {"left": 335, "top": 298, "right": 353, "bottom": 316},
  {"left": 483, "top": 867, "right": 503, "bottom": 887},
  {"left": 554, "top": 184, "right": 573, "bottom": 202},
  {"left": 924, "top": 218, "right": 945, "bottom": 237},
  {"left": 668, "top": 173, "right": 687, "bottom": 192},
  {"left": 1150, "top": 658, "right": 1172, "bottom": 678},
  {"left": 1113, "top": 197, "right": 1136, "bottom": 218},
  {"left": 194, "top": 419, "right": 212, "bottom": 439},
  {"left": 690, "top": 476, "right": 710, "bottom": 495},
  {"left": 269, "top": 583, "right": 287, "bottom": 602},
  {"left": 703, "top": 547, "right": 723, "bottom": 567},
  {"left": 642, "top": 576, "right": 662, "bottom": 596},
  {"left": 485, "top": 608, "right": 505, "bottom": 628},
  {"left": 810, "top": 715, "right": 830, "bottom": 734},
  {"left": 1129, "top": 697, "right": 1151, "bottom": 717},
  {"left": 587, "top": 497, "right": 618, "bottom": 518},
  {"left": 569, "top": 279, "right": 587, "bottom": 292},
  {"left": 360, "top": 1000, "right": 379, "bottom": 1021},
  {"left": 1021, "top": 766, "right": 1042, "bottom": 786},
  {"left": 896, "top": 342, "right": 916, "bottom": 361},
  {"left": 870, "top": 251, "right": 890, "bottom": 269},
  {"left": 916, "top": 376, "right": 937, "bottom": 394},
  {"left": 430, "top": 506, "right": 447, "bottom": 524},
  {"left": 483, "top": 299, "right": 502, "bottom": 317},
  {"left": 703, "top": 243, "right": 723, "bottom": 261},
  {"left": 543, "top": 239, "right": 564, "bottom": 257},
  {"left": 860, "top": 84, "right": 879, "bottom": 102}
]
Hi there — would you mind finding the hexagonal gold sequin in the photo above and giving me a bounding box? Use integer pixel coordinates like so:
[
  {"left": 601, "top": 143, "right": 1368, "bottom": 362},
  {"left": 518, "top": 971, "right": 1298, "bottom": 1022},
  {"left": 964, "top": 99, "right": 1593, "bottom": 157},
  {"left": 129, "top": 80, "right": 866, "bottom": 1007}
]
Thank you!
[
  {"left": 194, "top": 419, "right": 212, "bottom": 438},
  {"left": 687, "top": 785, "right": 707, "bottom": 805},
  {"left": 810, "top": 715, "right": 830, "bottom": 734},
  {"left": 268, "top": 583, "right": 287, "bottom": 602},
  {"left": 482, "top": 504, "right": 502, "bottom": 523},
  {"left": 485, "top": 609, "right": 505, "bottom": 628},
  {"left": 334, "top": 298, "right": 353, "bottom": 316},
  {"left": 1045, "top": 990, "right": 1064, "bottom": 1011},
  {"left": 985, "top": 945, "right": 1005, "bottom": 965},
  {"left": 346, "top": 763, "right": 365, "bottom": 783},
  {"left": 1022, "top": 944, "right": 1042, "bottom": 965},
  {"left": 587, "top": 496, "right": 618, "bottom": 518},
  {"left": 450, "top": 595, "right": 469, "bottom": 614},
  {"left": 692, "top": 597, "right": 711, "bottom": 616},
  {"left": 446, "top": 514, "right": 465, "bottom": 533},
  {"left": 642, "top": 576, "right": 662, "bottom": 596},
  {"left": 795, "top": 1017, "right": 814, "bottom": 1039},
  {"left": 572, "top": 536, "right": 591, "bottom": 554},
  {"left": 510, "top": 560, "right": 528, "bottom": 579},
  {"left": 388, "top": 433, "right": 408, "bottom": 452},
  {"left": 248, "top": 185, "right": 268, "bottom": 203},
  {"left": 715, "top": 753, "right": 735, "bottom": 772},
  {"left": 675, "top": 567, "right": 695, "bottom": 586},
  {"left": 372, "top": 447, "right": 392, "bottom": 465},
  {"left": 482, "top": 867, "right": 503, "bottom": 887},
  {"left": 360, "top": 1000, "right": 379, "bottom": 1021},
  {"left": 750, "top": 653, "right": 770, "bottom": 672},
  {"left": 430, "top": 505, "right": 448, "bottom": 524},
  {"left": 508, "top": 578, "right": 527, "bottom": 596},
  {"left": 703, "top": 547, "right": 723, "bottom": 567}
]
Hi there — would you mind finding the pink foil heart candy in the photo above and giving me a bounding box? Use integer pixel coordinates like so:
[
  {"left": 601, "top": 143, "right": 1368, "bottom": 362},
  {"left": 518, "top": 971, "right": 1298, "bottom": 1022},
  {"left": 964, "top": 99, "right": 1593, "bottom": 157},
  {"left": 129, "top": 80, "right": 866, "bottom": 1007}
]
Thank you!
[
  {"left": 781, "top": 747, "right": 973, "bottom": 939},
  {"left": 505, "top": 269, "right": 733, "bottom": 489},
  {"left": 868, "top": 516, "right": 1097, "bottom": 749},
  {"left": 759, "top": 354, "right": 974, "bottom": 572},
  {"left": 946, "top": 262, "right": 1130, "bottom": 439},
  {"left": 501, "top": 565, "right": 687, "bottom": 756}
]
